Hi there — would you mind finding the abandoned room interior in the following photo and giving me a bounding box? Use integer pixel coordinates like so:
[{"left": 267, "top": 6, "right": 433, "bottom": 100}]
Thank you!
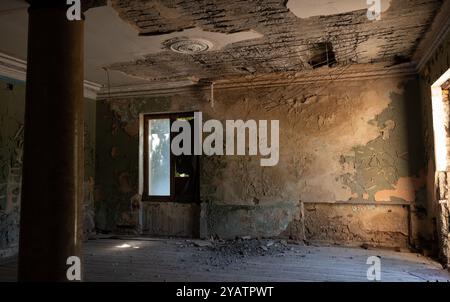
[{"left": 1, "top": 0, "right": 450, "bottom": 283}]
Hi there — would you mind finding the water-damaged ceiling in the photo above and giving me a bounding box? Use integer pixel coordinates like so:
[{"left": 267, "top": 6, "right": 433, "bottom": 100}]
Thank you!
[
  {"left": 108, "top": 0, "right": 442, "bottom": 83},
  {"left": 0, "top": 0, "right": 444, "bottom": 87}
]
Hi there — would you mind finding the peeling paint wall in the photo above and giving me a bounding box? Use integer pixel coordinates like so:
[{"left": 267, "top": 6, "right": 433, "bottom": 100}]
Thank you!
[
  {"left": 0, "top": 77, "right": 97, "bottom": 258},
  {"left": 96, "top": 73, "right": 427, "bottom": 248},
  {"left": 301, "top": 203, "right": 410, "bottom": 248}
]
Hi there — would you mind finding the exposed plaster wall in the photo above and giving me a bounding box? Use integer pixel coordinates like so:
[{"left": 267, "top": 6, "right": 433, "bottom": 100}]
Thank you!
[
  {"left": 0, "top": 78, "right": 97, "bottom": 258},
  {"left": 418, "top": 28, "right": 450, "bottom": 265},
  {"left": 0, "top": 79, "right": 24, "bottom": 258},
  {"left": 96, "top": 73, "right": 427, "bottom": 248},
  {"left": 301, "top": 203, "right": 410, "bottom": 248}
]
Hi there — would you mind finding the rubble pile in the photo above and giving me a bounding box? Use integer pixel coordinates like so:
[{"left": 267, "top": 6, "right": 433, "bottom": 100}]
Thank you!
[
  {"left": 187, "top": 238, "right": 301, "bottom": 268},
  {"left": 208, "top": 238, "right": 292, "bottom": 257}
]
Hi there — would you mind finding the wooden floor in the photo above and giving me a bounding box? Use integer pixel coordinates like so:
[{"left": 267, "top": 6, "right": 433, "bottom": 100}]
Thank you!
[{"left": 1, "top": 237, "right": 449, "bottom": 282}]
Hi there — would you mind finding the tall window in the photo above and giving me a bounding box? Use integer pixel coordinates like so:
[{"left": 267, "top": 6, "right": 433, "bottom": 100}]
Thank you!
[{"left": 143, "top": 112, "right": 199, "bottom": 202}]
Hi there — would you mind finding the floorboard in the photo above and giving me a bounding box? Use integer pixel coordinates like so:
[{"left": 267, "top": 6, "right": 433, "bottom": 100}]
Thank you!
[{"left": 0, "top": 237, "right": 449, "bottom": 282}]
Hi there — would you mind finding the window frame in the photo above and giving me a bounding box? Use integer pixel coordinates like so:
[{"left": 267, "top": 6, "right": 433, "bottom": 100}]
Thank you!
[{"left": 142, "top": 111, "right": 196, "bottom": 202}]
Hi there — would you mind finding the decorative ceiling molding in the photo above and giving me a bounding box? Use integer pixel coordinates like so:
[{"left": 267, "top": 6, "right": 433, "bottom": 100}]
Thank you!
[
  {"left": 0, "top": 55, "right": 422, "bottom": 100},
  {"left": 83, "top": 80, "right": 103, "bottom": 100},
  {"left": 413, "top": 0, "right": 450, "bottom": 72},
  {"left": 0, "top": 52, "right": 103, "bottom": 99},
  {"left": 166, "top": 38, "right": 213, "bottom": 54},
  {"left": 96, "top": 79, "right": 199, "bottom": 99},
  {"left": 96, "top": 62, "right": 417, "bottom": 100},
  {"left": 0, "top": 52, "right": 26, "bottom": 81}
]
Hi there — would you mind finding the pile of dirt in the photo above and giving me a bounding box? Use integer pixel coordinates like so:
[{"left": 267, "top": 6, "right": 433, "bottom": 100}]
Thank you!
[
  {"left": 209, "top": 238, "right": 292, "bottom": 256},
  {"left": 196, "top": 238, "right": 299, "bottom": 267}
]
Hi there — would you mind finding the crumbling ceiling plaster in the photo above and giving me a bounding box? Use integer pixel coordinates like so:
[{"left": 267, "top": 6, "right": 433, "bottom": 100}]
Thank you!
[
  {"left": 0, "top": 0, "right": 444, "bottom": 87},
  {"left": 108, "top": 0, "right": 442, "bottom": 83},
  {"left": 85, "top": 3, "right": 263, "bottom": 85}
]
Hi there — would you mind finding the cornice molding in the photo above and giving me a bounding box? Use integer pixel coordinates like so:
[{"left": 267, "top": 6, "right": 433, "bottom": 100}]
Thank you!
[
  {"left": 96, "top": 62, "right": 417, "bottom": 99},
  {"left": 0, "top": 52, "right": 102, "bottom": 99},
  {"left": 413, "top": 0, "right": 450, "bottom": 72},
  {"left": 96, "top": 80, "right": 201, "bottom": 99},
  {"left": 0, "top": 56, "right": 427, "bottom": 101},
  {"left": 0, "top": 53, "right": 27, "bottom": 81},
  {"left": 83, "top": 80, "right": 103, "bottom": 100}
]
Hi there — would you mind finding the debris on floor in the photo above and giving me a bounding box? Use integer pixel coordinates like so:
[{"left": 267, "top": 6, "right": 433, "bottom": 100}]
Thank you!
[
  {"left": 208, "top": 238, "right": 295, "bottom": 257},
  {"left": 179, "top": 238, "right": 303, "bottom": 268}
]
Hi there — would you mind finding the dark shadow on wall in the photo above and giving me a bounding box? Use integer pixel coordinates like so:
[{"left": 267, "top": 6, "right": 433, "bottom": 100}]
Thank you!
[{"left": 400, "top": 76, "right": 435, "bottom": 255}]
